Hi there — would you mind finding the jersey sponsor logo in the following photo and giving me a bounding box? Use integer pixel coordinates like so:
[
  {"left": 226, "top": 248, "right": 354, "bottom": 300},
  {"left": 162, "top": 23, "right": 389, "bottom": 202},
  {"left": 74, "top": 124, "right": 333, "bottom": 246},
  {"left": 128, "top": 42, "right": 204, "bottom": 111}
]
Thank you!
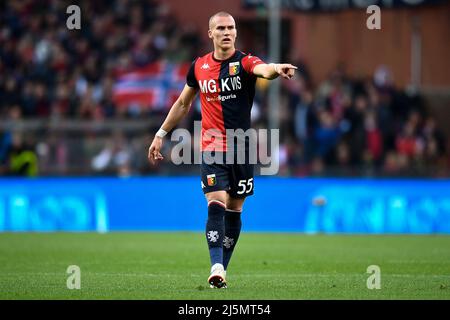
[
  {"left": 198, "top": 76, "right": 241, "bottom": 94},
  {"left": 206, "top": 93, "right": 237, "bottom": 102},
  {"left": 201, "top": 180, "right": 206, "bottom": 188},
  {"left": 200, "top": 63, "right": 210, "bottom": 70},
  {"left": 229, "top": 61, "right": 240, "bottom": 76},
  {"left": 207, "top": 174, "right": 217, "bottom": 186}
]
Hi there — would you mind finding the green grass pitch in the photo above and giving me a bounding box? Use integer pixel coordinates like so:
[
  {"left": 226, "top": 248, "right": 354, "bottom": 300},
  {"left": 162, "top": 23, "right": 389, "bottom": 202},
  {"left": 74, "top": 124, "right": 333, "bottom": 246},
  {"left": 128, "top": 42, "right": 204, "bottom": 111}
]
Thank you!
[{"left": 0, "top": 233, "right": 449, "bottom": 299}]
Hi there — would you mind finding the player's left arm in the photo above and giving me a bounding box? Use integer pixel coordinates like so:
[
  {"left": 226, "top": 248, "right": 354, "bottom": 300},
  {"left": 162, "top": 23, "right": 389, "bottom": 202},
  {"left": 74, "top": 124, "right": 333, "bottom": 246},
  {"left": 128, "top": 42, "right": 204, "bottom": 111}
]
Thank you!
[{"left": 253, "top": 63, "right": 298, "bottom": 80}]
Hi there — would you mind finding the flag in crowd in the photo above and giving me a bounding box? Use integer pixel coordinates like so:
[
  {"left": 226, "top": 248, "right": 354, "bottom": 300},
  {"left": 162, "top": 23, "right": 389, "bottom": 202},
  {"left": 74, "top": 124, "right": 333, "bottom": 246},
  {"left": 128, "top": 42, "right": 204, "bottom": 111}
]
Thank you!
[{"left": 113, "top": 61, "right": 190, "bottom": 110}]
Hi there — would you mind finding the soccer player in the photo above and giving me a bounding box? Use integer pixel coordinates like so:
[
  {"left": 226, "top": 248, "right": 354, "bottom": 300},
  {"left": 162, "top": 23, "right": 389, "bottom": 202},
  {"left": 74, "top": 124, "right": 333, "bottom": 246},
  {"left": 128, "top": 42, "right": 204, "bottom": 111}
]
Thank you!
[{"left": 148, "top": 11, "right": 297, "bottom": 288}]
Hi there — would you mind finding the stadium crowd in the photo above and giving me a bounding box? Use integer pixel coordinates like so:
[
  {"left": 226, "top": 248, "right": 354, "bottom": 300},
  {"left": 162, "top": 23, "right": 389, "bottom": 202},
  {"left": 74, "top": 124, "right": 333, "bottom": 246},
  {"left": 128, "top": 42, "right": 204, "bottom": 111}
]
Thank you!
[{"left": 0, "top": 0, "right": 448, "bottom": 177}]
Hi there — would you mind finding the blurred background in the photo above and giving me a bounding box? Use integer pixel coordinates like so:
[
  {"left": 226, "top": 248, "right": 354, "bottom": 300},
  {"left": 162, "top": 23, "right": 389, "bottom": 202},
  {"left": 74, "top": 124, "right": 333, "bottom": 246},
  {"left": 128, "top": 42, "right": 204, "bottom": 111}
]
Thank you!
[{"left": 0, "top": 0, "right": 449, "bottom": 232}]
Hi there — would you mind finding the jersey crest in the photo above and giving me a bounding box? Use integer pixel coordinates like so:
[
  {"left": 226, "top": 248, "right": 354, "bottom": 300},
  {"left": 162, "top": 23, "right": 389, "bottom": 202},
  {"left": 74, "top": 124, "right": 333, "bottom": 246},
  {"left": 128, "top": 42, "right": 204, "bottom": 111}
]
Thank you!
[
  {"left": 207, "top": 174, "right": 217, "bottom": 186},
  {"left": 229, "top": 62, "right": 240, "bottom": 76}
]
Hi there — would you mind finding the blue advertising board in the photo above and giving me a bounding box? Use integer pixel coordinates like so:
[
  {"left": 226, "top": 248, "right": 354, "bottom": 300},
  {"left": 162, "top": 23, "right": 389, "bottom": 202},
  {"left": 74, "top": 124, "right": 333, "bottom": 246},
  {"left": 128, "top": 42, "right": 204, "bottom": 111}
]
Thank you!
[{"left": 0, "top": 177, "right": 449, "bottom": 233}]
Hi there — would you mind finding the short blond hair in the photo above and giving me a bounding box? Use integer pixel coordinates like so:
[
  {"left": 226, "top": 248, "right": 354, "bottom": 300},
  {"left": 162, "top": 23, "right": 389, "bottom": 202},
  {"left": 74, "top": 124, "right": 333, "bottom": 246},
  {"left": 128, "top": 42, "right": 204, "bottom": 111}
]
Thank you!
[{"left": 209, "top": 11, "right": 234, "bottom": 29}]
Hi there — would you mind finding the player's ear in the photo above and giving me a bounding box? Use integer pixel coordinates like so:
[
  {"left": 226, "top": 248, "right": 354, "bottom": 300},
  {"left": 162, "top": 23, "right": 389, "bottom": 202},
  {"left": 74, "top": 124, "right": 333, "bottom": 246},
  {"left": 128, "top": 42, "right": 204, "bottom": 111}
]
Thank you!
[{"left": 208, "top": 29, "right": 213, "bottom": 39}]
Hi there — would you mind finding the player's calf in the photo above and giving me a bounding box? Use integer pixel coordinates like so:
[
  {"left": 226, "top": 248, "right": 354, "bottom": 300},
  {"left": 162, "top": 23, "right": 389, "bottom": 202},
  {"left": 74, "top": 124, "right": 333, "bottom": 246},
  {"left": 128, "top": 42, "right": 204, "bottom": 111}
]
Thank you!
[
  {"left": 206, "top": 200, "right": 226, "bottom": 267},
  {"left": 223, "top": 208, "right": 242, "bottom": 270}
]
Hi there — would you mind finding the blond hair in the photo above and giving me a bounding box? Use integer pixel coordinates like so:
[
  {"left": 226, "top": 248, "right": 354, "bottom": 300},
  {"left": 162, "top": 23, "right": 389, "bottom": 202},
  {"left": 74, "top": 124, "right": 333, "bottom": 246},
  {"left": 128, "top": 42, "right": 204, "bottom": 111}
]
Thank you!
[{"left": 209, "top": 11, "right": 234, "bottom": 29}]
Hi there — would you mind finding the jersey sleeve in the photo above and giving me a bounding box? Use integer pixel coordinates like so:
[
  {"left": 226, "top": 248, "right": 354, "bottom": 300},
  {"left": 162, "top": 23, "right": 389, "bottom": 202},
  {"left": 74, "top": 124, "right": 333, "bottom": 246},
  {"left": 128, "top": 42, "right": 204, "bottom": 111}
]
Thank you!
[
  {"left": 241, "top": 54, "right": 265, "bottom": 75},
  {"left": 186, "top": 59, "right": 199, "bottom": 88}
]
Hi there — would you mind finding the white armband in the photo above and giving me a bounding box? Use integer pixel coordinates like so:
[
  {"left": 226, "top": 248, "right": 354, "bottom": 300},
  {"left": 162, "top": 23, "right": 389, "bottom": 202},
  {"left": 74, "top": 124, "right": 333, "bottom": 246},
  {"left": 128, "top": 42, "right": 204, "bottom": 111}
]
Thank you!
[{"left": 156, "top": 128, "right": 168, "bottom": 138}]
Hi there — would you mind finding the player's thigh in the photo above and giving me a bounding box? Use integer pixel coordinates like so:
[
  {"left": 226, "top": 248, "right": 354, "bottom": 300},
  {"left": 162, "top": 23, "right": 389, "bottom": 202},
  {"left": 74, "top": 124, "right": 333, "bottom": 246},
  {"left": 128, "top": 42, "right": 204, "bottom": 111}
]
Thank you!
[{"left": 229, "top": 163, "right": 254, "bottom": 198}]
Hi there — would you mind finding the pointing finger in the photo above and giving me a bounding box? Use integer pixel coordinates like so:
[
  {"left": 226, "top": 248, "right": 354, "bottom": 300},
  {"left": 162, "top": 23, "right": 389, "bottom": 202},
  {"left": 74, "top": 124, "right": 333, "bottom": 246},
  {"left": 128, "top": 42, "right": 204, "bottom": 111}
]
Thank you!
[{"left": 280, "top": 64, "right": 298, "bottom": 70}]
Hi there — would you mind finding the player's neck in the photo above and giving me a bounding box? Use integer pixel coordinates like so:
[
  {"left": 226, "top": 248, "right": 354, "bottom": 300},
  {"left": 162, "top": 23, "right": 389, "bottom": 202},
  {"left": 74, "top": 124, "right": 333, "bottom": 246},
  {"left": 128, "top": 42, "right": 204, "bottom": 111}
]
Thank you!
[{"left": 213, "top": 47, "right": 236, "bottom": 61}]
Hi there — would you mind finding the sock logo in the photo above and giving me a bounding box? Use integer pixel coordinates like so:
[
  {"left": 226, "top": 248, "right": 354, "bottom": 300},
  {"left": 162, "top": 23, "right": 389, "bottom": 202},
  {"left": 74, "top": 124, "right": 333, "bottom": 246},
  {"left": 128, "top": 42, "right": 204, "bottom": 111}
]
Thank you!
[
  {"left": 223, "top": 236, "right": 235, "bottom": 249},
  {"left": 207, "top": 174, "right": 216, "bottom": 186},
  {"left": 207, "top": 230, "right": 219, "bottom": 242}
]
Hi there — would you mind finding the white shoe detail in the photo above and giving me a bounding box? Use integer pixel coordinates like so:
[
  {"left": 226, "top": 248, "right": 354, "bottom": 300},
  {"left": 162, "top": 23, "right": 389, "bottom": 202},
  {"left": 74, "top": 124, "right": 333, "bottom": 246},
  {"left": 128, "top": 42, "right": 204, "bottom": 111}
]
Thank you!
[{"left": 208, "top": 263, "right": 227, "bottom": 288}]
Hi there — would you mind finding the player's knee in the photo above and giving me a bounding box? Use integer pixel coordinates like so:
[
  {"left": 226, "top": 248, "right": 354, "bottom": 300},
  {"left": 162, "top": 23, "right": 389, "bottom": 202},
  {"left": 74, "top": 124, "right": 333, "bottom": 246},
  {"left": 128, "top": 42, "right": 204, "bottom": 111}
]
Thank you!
[
  {"left": 207, "top": 199, "right": 226, "bottom": 209},
  {"left": 226, "top": 197, "right": 245, "bottom": 212},
  {"left": 206, "top": 192, "right": 227, "bottom": 209}
]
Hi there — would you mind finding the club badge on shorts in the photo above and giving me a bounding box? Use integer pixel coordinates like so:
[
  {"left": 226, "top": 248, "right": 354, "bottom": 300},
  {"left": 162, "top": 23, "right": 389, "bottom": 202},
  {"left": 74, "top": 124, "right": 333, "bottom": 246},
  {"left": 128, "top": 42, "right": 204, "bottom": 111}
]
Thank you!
[
  {"left": 229, "top": 62, "right": 240, "bottom": 76},
  {"left": 207, "top": 174, "right": 217, "bottom": 186}
]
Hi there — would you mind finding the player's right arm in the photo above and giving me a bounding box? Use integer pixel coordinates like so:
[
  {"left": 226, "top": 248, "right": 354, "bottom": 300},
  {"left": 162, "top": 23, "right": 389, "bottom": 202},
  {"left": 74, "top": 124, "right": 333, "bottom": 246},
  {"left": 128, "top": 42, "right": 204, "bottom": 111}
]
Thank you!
[
  {"left": 148, "top": 84, "right": 198, "bottom": 165},
  {"left": 253, "top": 63, "right": 297, "bottom": 80},
  {"left": 241, "top": 54, "right": 297, "bottom": 80}
]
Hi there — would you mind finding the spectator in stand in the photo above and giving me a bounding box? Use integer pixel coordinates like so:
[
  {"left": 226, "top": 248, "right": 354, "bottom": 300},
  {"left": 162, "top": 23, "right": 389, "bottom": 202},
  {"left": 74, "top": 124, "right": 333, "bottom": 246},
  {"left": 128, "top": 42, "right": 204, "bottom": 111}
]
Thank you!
[
  {"left": 313, "top": 108, "right": 340, "bottom": 164},
  {"left": 421, "top": 116, "right": 447, "bottom": 167},
  {"left": 364, "top": 111, "right": 383, "bottom": 166}
]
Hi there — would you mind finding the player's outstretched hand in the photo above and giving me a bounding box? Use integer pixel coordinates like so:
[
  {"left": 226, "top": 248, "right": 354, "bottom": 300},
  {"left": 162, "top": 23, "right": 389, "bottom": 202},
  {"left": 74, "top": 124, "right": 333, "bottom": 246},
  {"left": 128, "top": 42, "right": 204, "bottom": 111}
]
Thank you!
[
  {"left": 148, "top": 136, "right": 164, "bottom": 165},
  {"left": 275, "top": 64, "right": 298, "bottom": 80}
]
